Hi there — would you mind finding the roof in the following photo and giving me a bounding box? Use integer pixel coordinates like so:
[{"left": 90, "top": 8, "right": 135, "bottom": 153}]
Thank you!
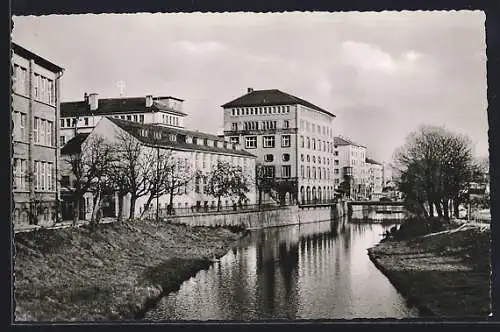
[
  {"left": 221, "top": 89, "right": 335, "bottom": 118},
  {"left": 61, "top": 97, "right": 187, "bottom": 118},
  {"left": 61, "top": 133, "right": 90, "bottom": 155},
  {"left": 12, "top": 42, "right": 64, "bottom": 73},
  {"left": 366, "top": 157, "right": 382, "bottom": 166},
  {"left": 334, "top": 136, "right": 366, "bottom": 148},
  {"left": 107, "top": 117, "right": 256, "bottom": 158}
]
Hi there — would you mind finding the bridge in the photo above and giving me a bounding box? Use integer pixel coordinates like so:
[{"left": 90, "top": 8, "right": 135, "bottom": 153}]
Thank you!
[
  {"left": 347, "top": 200, "right": 405, "bottom": 207},
  {"left": 347, "top": 201, "right": 407, "bottom": 221}
]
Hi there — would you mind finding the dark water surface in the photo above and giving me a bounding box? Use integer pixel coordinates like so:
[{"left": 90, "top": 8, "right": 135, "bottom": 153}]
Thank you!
[{"left": 145, "top": 220, "right": 419, "bottom": 320}]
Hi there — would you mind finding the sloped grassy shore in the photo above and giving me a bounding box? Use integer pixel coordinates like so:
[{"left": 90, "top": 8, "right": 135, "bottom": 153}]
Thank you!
[
  {"left": 14, "top": 220, "right": 242, "bottom": 321},
  {"left": 368, "top": 225, "right": 491, "bottom": 317}
]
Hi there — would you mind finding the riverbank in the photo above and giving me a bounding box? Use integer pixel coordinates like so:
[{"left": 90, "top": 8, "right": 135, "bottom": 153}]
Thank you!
[
  {"left": 14, "top": 220, "right": 243, "bottom": 321},
  {"left": 368, "top": 224, "right": 490, "bottom": 317}
]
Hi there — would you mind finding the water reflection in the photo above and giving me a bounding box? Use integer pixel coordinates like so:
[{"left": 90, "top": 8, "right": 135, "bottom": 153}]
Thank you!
[{"left": 145, "top": 219, "right": 418, "bottom": 321}]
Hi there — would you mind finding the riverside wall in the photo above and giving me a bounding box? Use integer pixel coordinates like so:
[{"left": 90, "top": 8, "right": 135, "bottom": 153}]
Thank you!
[{"left": 168, "top": 201, "right": 349, "bottom": 230}]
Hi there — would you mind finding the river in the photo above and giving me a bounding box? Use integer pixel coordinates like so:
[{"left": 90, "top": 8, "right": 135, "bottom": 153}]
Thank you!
[{"left": 145, "top": 219, "right": 419, "bottom": 320}]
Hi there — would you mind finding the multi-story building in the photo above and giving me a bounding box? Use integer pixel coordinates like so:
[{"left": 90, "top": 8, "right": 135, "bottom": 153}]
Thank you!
[
  {"left": 60, "top": 93, "right": 186, "bottom": 146},
  {"left": 11, "top": 42, "right": 64, "bottom": 227},
  {"left": 222, "top": 88, "right": 336, "bottom": 204},
  {"left": 333, "top": 136, "right": 367, "bottom": 199},
  {"left": 365, "top": 158, "right": 384, "bottom": 200},
  {"left": 60, "top": 117, "right": 257, "bottom": 221}
]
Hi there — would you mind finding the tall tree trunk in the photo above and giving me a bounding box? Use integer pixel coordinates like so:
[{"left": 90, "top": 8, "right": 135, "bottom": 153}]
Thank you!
[
  {"left": 442, "top": 199, "right": 449, "bottom": 220},
  {"left": 117, "top": 193, "right": 124, "bottom": 222},
  {"left": 91, "top": 187, "right": 101, "bottom": 224},
  {"left": 169, "top": 186, "right": 175, "bottom": 207},
  {"left": 140, "top": 194, "right": 155, "bottom": 219},
  {"left": 72, "top": 196, "right": 80, "bottom": 227},
  {"left": 258, "top": 189, "right": 262, "bottom": 208},
  {"left": 453, "top": 196, "right": 460, "bottom": 218},
  {"left": 428, "top": 200, "right": 434, "bottom": 217},
  {"left": 435, "top": 201, "right": 443, "bottom": 218},
  {"left": 217, "top": 196, "right": 221, "bottom": 212},
  {"left": 129, "top": 195, "right": 137, "bottom": 220}
]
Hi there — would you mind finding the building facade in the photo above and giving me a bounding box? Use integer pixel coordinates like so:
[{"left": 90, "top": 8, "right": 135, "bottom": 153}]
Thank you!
[
  {"left": 60, "top": 117, "right": 257, "bottom": 221},
  {"left": 60, "top": 93, "right": 186, "bottom": 146},
  {"left": 333, "top": 136, "right": 368, "bottom": 199},
  {"left": 12, "top": 42, "right": 64, "bottom": 227},
  {"left": 222, "top": 88, "right": 336, "bottom": 204},
  {"left": 365, "top": 158, "right": 384, "bottom": 200}
]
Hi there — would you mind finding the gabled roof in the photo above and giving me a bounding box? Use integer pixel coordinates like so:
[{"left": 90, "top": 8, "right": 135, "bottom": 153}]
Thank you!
[
  {"left": 61, "top": 97, "right": 187, "bottom": 118},
  {"left": 366, "top": 157, "right": 382, "bottom": 166},
  {"left": 12, "top": 42, "right": 64, "bottom": 73},
  {"left": 60, "top": 133, "right": 90, "bottom": 155},
  {"left": 334, "top": 136, "right": 366, "bottom": 148},
  {"left": 221, "top": 89, "right": 335, "bottom": 118},
  {"left": 107, "top": 117, "right": 256, "bottom": 158}
]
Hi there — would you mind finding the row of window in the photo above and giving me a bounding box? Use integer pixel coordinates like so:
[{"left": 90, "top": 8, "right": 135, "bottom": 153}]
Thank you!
[
  {"left": 13, "top": 159, "right": 54, "bottom": 191},
  {"left": 13, "top": 112, "right": 54, "bottom": 146},
  {"left": 162, "top": 114, "right": 179, "bottom": 126},
  {"left": 300, "top": 154, "right": 339, "bottom": 166},
  {"left": 13, "top": 65, "right": 56, "bottom": 105},
  {"left": 299, "top": 120, "right": 333, "bottom": 138},
  {"left": 300, "top": 165, "right": 334, "bottom": 181},
  {"left": 244, "top": 135, "right": 291, "bottom": 149},
  {"left": 259, "top": 165, "right": 291, "bottom": 178},
  {"left": 232, "top": 120, "right": 289, "bottom": 132},
  {"left": 264, "top": 153, "right": 290, "bottom": 162},
  {"left": 195, "top": 153, "right": 249, "bottom": 172},
  {"left": 230, "top": 105, "right": 291, "bottom": 116},
  {"left": 300, "top": 135, "right": 338, "bottom": 153}
]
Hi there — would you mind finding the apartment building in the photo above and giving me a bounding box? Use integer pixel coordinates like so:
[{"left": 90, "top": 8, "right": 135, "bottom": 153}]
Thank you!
[
  {"left": 333, "top": 136, "right": 368, "bottom": 199},
  {"left": 11, "top": 42, "right": 64, "bottom": 227},
  {"left": 60, "top": 93, "right": 186, "bottom": 146},
  {"left": 222, "top": 88, "right": 336, "bottom": 204},
  {"left": 60, "top": 117, "right": 257, "bottom": 220},
  {"left": 365, "top": 158, "right": 384, "bottom": 200}
]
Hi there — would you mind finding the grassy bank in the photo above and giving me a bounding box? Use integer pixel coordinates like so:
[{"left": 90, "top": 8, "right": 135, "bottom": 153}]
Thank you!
[
  {"left": 14, "top": 220, "right": 243, "bottom": 321},
  {"left": 368, "top": 224, "right": 490, "bottom": 317}
]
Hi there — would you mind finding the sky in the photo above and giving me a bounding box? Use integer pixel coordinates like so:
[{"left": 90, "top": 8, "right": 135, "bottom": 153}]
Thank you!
[{"left": 12, "top": 11, "right": 488, "bottom": 163}]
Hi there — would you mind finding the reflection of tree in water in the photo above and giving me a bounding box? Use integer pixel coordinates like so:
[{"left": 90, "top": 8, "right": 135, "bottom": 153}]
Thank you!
[{"left": 278, "top": 241, "right": 299, "bottom": 319}]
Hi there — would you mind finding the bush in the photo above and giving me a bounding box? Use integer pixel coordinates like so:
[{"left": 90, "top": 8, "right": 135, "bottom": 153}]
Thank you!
[{"left": 390, "top": 217, "right": 447, "bottom": 240}]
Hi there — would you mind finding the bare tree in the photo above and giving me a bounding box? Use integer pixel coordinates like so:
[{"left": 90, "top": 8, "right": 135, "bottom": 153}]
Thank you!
[
  {"left": 111, "top": 130, "right": 153, "bottom": 220},
  {"left": 61, "top": 135, "right": 114, "bottom": 226},
  {"left": 394, "top": 125, "right": 476, "bottom": 220}
]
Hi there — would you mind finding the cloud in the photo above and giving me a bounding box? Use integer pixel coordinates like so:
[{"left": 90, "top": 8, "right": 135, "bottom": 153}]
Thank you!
[
  {"left": 339, "top": 41, "right": 397, "bottom": 73},
  {"left": 175, "top": 40, "right": 227, "bottom": 54}
]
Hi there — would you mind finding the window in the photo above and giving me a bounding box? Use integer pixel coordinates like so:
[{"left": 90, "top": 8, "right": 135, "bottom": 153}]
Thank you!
[
  {"left": 139, "top": 114, "right": 144, "bottom": 123},
  {"left": 307, "top": 166, "right": 311, "bottom": 179},
  {"left": 334, "top": 151, "right": 339, "bottom": 156},
  {"left": 307, "top": 137, "right": 311, "bottom": 149},
  {"left": 282, "top": 165, "right": 291, "bottom": 178},
  {"left": 313, "top": 167, "right": 316, "bottom": 179},
  {"left": 312, "top": 156, "right": 316, "bottom": 163},
  {"left": 72, "top": 118, "right": 77, "bottom": 126},
  {"left": 231, "top": 123, "right": 238, "bottom": 131},
  {"left": 60, "top": 119, "right": 65, "bottom": 128},
  {"left": 301, "top": 154, "right": 304, "bottom": 162},
  {"left": 60, "top": 136, "right": 66, "bottom": 147},
  {"left": 126, "top": 115, "right": 132, "bottom": 121},
  {"left": 335, "top": 179, "right": 340, "bottom": 184},
  {"left": 33, "top": 117, "right": 39, "bottom": 143},
  {"left": 140, "top": 129, "right": 148, "bottom": 137},
  {"left": 281, "top": 135, "right": 291, "bottom": 147},
  {"left": 154, "top": 131, "right": 162, "bottom": 140},
  {"left": 195, "top": 175, "right": 200, "bottom": 193},
  {"left": 263, "top": 121, "right": 277, "bottom": 130},
  {"left": 133, "top": 115, "right": 138, "bottom": 122},
  {"left": 231, "top": 109, "right": 235, "bottom": 116},
  {"left": 307, "top": 155, "right": 310, "bottom": 162},
  {"left": 334, "top": 160, "right": 339, "bottom": 166},
  {"left": 34, "top": 161, "right": 53, "bottom": 191},
  {"left": 230, "top": 137, "right": 239, "bottom": 145},
  {"left": 61, "top": 175, "right": 70, "bottom": 187},
  {"left": 13, "top": 158, "right": 27, "bottom": 191},
  {"left": 46, "top": 121, "right": 53, "bottom": 146},
  {"left": 300, "top": 120, "right": 304, "bottom": 129},
  {"left": 263, "top": 135, "right": 275, "bottom": 148},
  {"left": 318, "top": 156, "right": 321, "bottom": 164},
  {"left": 300, "top": 136, "right": 304, "bottom": 148},
  {"left": 40, "top": 119, "right": 46, "bottom": 145},
  {"left": 264, "top": 154, "right": 274, "bottom": 162},
  {"left": 263, "top": 166, "right": 275, "bottom": 178},
  {"left": 66, "top": 118, "right": 71, "bottom": 127},
  {"left": 283, "top": 120, "right": 289, "bottom": 129},
  {"left": 312, "top": 138, "right": 316, "bottom": 150},
  {"left": 245, "top": 136, "right": 257, "bottom": 149},
  {"left": 286, "top": 106, "right": 290, "bottom": 113},
  {"left": 34, "top": 74, "right": 40, "bottom": 98},
  {"left": 282, "top": 153, "right": 290, "bottom": 162},
  {"left": 13, "top": 112, "right": 27, "bottom": 141},
  {"left": 301, "top": 165, "right": 305, "bottom": 178}
]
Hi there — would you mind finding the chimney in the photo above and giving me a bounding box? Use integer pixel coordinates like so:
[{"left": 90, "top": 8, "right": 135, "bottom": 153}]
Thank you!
[
  {"left": 247, "top": 87, "right": 254, "bottom": 93},
  {"left": 88, "top": 93, "right": 98, "bottom": 111},
  {"left": 84, "top": 92, "right": 88, "bottom": 102},
  {"left": 145, "top": 95, "right": 153, "bottom": 107}
]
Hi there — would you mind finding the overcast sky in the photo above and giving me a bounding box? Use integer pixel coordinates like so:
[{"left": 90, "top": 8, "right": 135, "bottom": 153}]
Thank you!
[{"left": 12, "top": 11, "right": 487, "bottom": 163}]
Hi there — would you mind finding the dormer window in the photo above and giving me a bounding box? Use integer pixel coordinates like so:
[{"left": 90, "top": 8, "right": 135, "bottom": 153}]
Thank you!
[
  {"left": 204, "top": 138, "right": 208, "bottom": 146},
  {"left": 140, "top": 129, "right": 148, "bottom": 137},
  {"left": 169, "top": 134, "right": 176, "bottom": 142},
  {"left": 153, "top": 131, "right": 162, "bottom": 140}
]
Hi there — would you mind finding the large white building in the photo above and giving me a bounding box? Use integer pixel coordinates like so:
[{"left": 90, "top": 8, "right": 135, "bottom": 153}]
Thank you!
[
  {"left": 333, "top": 136, "right": 368, "bottom": 199},
  {"left": 221, "top": 88, "right": 337, "bottom": 204},
  {"left": 60, "top": 93, "right": 186, "bottom": 146},
  {"left": 60, "top": 117, "right": 257, "bottom": 221},
  {"left": 365, "top": 158, "right": 384, "bottom": 200}
]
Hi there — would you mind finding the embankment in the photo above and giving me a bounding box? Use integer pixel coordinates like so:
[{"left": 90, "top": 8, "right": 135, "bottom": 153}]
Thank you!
[
  {"left": 14, "top": 220, "right": 243, "bottom": 322},
  {"left": 368, "top": 225, "right": 490, "bottom": 317}
]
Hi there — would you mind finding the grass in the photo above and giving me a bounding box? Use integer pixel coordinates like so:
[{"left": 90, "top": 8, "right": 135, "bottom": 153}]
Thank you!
[
  {"left": 368, "top": 225, "right": 491, "bottom": 317},
  {"left": 14, "top": 220, "right": 242, "bottom": 322}
]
